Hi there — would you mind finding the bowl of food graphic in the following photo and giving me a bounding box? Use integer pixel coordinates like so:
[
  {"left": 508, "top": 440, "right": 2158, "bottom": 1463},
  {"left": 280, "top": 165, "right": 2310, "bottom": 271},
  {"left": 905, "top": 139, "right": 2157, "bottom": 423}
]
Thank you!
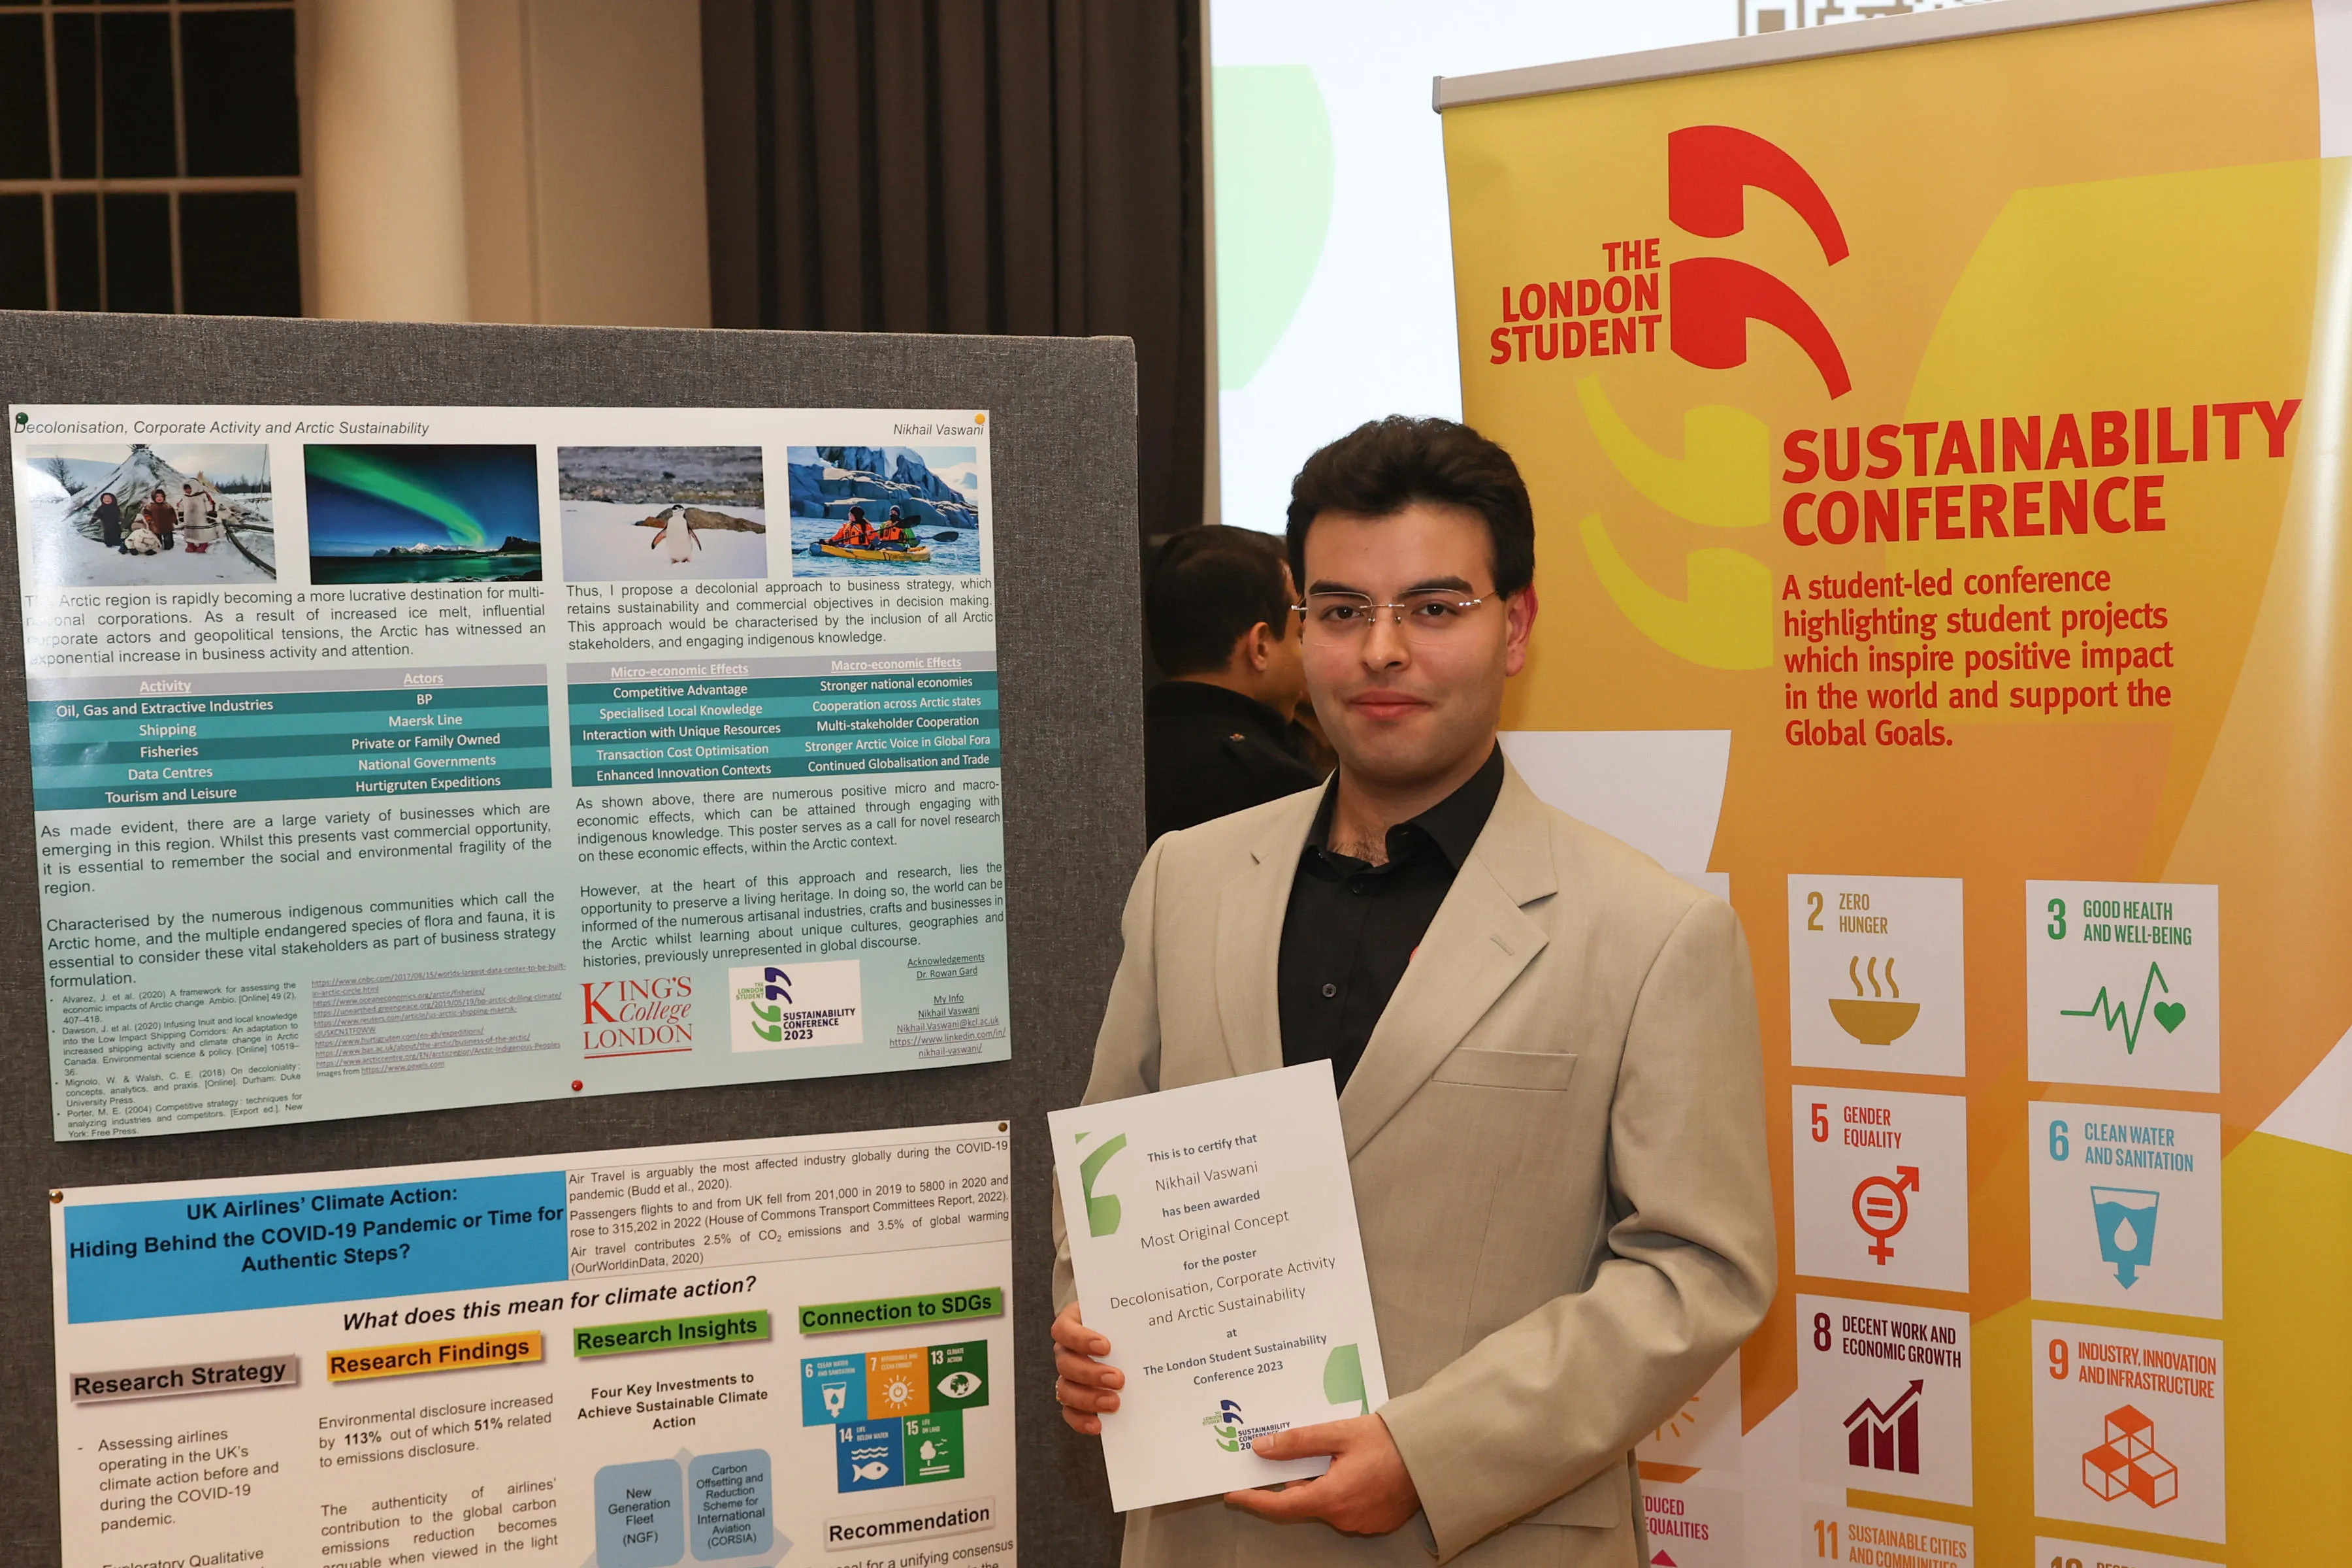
[{"left": 1828, "top": 998, "right": 1921, "bottom": 1046}]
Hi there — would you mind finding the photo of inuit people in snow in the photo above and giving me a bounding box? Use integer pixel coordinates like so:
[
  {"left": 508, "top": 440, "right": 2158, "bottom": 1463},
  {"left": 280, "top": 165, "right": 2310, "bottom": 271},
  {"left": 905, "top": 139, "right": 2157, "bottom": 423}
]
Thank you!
[
  {"left": 15, "top": 442, "right": 276, "bottom": 586},
  {"left": 557, "top": 446, "right": 766, "bottom": 581},
  {"left": 787, "top": 446, "right": 983, "bottom": 578}
]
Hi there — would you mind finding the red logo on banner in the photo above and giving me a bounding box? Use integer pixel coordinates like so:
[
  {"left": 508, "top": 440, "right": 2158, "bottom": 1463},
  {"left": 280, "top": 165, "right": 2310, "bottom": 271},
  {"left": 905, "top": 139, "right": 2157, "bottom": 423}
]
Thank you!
[{"left": 1667, "top": 125, "right": 1852, "bottom": 398}]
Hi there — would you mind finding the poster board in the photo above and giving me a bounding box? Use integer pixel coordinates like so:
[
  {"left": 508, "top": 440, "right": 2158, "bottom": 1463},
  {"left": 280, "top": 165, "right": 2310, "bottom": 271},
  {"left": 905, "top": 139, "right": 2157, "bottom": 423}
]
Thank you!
[
  {"left": 9, "top": 401, "right": 1015, "bottom": 1138},
  {"left": 1442, "top": 1, "right": 2352, "bottom": 1564},
  {"left": 0, "top": 310, "right": 1140, "bottom": 1567}
]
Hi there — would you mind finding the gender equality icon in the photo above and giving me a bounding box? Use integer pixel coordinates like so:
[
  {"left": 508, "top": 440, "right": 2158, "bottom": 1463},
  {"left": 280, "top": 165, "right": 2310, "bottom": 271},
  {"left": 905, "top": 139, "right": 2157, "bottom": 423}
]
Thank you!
[
  {"left": 2091, "top": 1186, "right": 2160, "bottom": 1287},
  {"left": 1852, "top": 1166, "right": 1921, "bottom": 1263}
]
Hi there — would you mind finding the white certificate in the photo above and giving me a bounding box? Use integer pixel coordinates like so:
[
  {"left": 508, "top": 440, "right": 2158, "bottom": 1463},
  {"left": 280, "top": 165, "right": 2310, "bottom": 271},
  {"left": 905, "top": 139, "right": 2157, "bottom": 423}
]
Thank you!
[{"left": 1050, "top": 1060, "right": 1388, "bottom": 1511}]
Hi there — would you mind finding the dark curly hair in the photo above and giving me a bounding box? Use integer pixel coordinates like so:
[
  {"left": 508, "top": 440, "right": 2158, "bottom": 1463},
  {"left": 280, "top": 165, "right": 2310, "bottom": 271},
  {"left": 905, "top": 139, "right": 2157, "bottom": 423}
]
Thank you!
[{"left": 1284, "top": 416, "right": 1535, "bottom": 596}]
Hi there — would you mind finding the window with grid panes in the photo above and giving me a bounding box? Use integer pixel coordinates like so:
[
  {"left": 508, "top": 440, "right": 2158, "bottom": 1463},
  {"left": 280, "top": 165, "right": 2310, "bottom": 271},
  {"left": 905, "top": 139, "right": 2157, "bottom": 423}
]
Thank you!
[{"left": 0, "top": 0, "right": 301, "bottom": 315}]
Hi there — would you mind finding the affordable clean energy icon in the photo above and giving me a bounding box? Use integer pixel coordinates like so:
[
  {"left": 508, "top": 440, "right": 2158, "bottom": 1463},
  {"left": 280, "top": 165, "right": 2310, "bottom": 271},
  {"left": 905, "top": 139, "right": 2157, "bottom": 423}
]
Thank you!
[
  {"left": 2091, "top": 1186, "right": 2160, "bottom": 1287},
  {"left": 2059, "top": 962, "right": 2185, "bottom": 1054},
  {"left": 1852, "top": 1166, "right": 1920, "bottom": 1263}
]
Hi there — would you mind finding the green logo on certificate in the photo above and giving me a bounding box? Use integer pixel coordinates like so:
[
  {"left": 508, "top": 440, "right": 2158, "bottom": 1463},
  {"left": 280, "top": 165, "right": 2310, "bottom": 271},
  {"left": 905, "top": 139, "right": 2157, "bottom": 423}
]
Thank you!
[
  {"left": 1204, "top": 1397, "right": 1245, "bottom": 1452},
  {"left": 1075, "top": 1132, "right": 1128, "bottom": 1237}
]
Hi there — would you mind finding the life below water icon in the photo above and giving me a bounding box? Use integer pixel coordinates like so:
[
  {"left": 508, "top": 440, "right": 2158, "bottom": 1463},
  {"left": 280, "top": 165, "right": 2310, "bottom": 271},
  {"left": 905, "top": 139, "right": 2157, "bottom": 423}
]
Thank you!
[{"left": 2091, "top": 1186, "right": 2160, "bottom": 1287}]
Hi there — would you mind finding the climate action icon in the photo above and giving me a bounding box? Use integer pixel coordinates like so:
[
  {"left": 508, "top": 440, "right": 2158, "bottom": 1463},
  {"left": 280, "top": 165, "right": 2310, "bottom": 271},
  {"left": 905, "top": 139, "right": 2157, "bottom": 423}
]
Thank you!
[
  {"left": 2082, "top": 1405, "right": 2177, "bottom": 1508},
  {"left": 2059, "top": 962, "right": 2186, "bottom": 1054},
  {"left": 2091, "top": 1186, "right": 2160, "bottom": 1287},
  {"left": 1852, "top": 1166, "right": 1921, "bottom": 1263},
  {"left": 1843, "top": 1379, "right": 1923, "bottom": 1474}
]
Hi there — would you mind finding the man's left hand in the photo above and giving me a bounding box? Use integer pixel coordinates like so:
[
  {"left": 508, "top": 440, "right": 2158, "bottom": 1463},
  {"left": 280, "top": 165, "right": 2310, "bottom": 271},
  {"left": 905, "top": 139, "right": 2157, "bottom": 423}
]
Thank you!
[{"left": 1224, "top": 1413, "right": 1420, "bottom": 1535}]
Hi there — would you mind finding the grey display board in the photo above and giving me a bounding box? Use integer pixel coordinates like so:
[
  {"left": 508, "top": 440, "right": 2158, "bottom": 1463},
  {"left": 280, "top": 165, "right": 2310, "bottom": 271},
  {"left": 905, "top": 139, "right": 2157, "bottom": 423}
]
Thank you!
[{"left": 0, "top": 310, "right": 1139, "bottom": 1565}]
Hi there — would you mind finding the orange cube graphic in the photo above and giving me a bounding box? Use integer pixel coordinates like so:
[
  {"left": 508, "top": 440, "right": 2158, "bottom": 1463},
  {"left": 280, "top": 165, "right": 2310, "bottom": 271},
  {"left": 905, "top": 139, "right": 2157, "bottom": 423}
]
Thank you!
[
  {"left": 2082, "top": 1442, "right": 2133, "bottom": 1500},
  {"left": 2105, "top": 1405, "right": 2155, "bottom": 1460},
  {"left": 2080, "top": 1405, "right": 2176, "bottom": 1509}
]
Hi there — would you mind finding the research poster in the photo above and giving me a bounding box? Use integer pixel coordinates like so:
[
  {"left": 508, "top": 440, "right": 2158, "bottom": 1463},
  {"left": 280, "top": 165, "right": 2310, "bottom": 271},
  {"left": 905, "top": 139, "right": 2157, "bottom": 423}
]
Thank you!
[
  {"left": 1445, "top": 1, "right": 2352, "bottom": 1563},
  {"left": 7, "top": 406, "right": 1009, "bottom": 1139},
  {"left": 52, "top": 1120, "right": 1016, "bottom": 1568}
]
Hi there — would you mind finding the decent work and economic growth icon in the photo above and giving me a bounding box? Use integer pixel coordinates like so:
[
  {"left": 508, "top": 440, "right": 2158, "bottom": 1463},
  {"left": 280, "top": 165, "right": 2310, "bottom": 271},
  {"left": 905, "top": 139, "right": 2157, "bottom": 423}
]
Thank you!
[{"left": 1844, "top": 1380, "right": 1924, "bottom": 1475}]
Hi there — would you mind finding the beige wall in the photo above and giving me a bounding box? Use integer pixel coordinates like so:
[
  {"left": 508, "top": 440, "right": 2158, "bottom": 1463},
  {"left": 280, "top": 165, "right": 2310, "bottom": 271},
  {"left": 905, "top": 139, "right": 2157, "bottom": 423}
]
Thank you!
[
  {"left": 454, "top": 0, "right": 711, "bottom": 328},
  {"left": 302, "top": 0, "right": 711, "bottom": 327}
]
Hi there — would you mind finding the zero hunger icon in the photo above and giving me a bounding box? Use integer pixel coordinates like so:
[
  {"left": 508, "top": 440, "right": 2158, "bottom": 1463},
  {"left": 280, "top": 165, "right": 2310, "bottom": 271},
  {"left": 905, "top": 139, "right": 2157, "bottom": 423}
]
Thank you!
[{"left": 1852, "top": 1167, "right": 1920, "bottom": 1263}]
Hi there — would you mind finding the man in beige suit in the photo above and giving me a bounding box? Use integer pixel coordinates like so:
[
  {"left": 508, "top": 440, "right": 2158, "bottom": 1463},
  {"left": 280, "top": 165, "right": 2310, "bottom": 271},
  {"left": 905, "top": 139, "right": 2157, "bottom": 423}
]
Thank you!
[{"left": 1053, "top": 416, "right": 1775, "bottom": 1566}]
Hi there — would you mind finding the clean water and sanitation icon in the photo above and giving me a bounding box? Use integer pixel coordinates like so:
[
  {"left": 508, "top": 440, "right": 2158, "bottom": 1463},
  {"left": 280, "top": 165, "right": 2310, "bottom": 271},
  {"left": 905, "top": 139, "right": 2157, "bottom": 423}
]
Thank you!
[{"left": 2091, "top": 1186, "right": 2160, "bottom": 1288}]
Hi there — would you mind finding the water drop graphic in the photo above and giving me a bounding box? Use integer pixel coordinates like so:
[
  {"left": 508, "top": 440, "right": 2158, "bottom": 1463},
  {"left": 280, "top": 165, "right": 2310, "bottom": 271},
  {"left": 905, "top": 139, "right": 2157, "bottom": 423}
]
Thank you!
[{"left": 2113, "top": 1217, "right": 2138, "bottom": 1252}]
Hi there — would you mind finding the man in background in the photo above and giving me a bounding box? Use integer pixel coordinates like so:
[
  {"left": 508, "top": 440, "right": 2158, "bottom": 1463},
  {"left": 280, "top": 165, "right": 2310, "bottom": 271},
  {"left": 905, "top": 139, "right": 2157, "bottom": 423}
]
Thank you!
[{"left": 1143, "top": 525, "right": 1321, "bottom": 842}]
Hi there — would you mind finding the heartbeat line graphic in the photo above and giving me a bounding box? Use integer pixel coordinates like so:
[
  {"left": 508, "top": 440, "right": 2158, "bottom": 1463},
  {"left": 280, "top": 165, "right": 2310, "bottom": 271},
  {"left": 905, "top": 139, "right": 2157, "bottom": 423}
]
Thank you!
[{"left": 2059, "top": 962, "right": 2180, "bottom": 1054}]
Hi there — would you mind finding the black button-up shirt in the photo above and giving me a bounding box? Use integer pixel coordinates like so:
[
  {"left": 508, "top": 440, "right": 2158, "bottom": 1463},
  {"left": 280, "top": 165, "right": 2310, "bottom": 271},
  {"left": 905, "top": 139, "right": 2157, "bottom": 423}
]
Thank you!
[{"left": 1277, "top": 745, "right": 1505, "bottom": 1090}]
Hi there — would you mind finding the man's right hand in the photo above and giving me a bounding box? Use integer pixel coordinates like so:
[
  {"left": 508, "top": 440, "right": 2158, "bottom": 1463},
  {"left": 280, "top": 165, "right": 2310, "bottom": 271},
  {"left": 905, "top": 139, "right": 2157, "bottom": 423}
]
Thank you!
[{"left": 1051, "top": 1301, "right": 1124, "bottom": 1435}]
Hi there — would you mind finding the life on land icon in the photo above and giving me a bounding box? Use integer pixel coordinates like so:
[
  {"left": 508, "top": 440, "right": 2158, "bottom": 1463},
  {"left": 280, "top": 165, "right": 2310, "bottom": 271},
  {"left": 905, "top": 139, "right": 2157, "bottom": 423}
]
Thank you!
[
  {"left": 2059, "top": 962, "right": 2185, "bottom": 1055},
  {"left": 1852, "top": 1166, "right": 1920, "bottom": 1263},
  {"left": 2091, "top": 1186, "right": 2160, "bottom": 1287}
]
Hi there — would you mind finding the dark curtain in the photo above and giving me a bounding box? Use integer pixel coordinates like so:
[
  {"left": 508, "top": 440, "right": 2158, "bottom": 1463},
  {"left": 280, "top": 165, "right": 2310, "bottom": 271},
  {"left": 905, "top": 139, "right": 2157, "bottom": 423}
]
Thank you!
[{"left": 700, "top": 0, "right": 1205, "bottom": 544}]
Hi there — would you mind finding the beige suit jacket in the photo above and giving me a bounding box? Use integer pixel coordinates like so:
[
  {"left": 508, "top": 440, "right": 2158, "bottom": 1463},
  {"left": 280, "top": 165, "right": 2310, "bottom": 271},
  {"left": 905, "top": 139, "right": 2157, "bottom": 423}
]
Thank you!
[{"left": 1053, "top": 760, "right": 1775, "bottom": 1568}]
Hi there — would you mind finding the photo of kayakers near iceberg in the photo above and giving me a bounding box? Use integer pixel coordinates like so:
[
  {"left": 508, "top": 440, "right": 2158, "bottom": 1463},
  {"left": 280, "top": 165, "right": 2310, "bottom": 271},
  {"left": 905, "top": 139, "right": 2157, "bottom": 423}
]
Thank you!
[
  {"left": 305, "top": 444, "right": 542, "bottom": 585},
  {"left": 557, "top": 445, "right": 766, "bottom": 581},
  {"left": 14, "top": 442, "right": 276, "bottom": 586},
  {"left": 787, "top": 445, "right": 983, "bottom": 578}
]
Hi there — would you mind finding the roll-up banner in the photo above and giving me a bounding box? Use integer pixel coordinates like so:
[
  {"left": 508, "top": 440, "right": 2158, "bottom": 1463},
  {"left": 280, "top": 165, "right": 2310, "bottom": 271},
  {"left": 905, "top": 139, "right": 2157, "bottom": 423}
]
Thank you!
[{"left": 1443, "top": 2, "right": 2352, "bottom": 1563}]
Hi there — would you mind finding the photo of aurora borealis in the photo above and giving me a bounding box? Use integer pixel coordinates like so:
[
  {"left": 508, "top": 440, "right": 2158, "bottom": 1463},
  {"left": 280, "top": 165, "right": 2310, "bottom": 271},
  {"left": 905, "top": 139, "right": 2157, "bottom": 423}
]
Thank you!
[{"left": 303, "top": 444, "right": 542, "bottom": 584}]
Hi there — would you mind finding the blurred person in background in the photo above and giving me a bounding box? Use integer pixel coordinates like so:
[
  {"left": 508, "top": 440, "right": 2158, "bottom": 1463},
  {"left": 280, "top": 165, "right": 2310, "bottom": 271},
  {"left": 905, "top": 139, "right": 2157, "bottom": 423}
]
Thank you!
[{"left": 1143, "top": 526, "right": 1322, "bottom": 842}]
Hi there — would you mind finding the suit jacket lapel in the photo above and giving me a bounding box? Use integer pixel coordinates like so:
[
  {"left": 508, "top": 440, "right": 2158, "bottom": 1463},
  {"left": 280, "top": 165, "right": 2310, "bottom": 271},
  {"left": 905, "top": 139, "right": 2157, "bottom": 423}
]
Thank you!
[
  {"left": 1211, "top": 794, "right": 1320, "bottom": 1081},
  {"left": 1337, "top": 764, "right": 1559, "bottom": 1157}
]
